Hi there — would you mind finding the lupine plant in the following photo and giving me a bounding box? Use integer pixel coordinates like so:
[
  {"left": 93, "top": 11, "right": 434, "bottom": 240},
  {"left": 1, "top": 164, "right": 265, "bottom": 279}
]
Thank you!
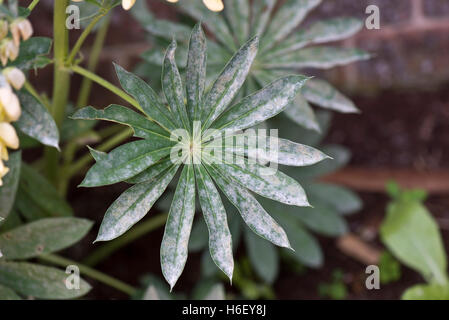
[
  {"left": 73, "top": 23, "right": 333, "bottom": 289},
  {"left": 132, "top": 0, "right": 364, "bottom": 287},
  {"left": 133, "top": 0, "right": 369, "bottom": 132},
  {"left": 0, "top": 0, "right": 365, "bottom": 299}
]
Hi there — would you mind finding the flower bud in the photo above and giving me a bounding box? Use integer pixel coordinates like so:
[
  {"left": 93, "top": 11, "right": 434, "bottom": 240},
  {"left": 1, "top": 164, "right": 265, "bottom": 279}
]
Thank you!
[
  {"left": 3, "top": 67, "right": 25, "bottom": 90},
  {"left": 202, "top": 0, "right": 224, "bottom": 12},
  {"left": 10, "top": 18, "right": 33, "bottom": 47},
  {"left": 0, "top": 90, "right": 21, "bottom": 122},
  {"left": 0, "top": 20, "right": 8, "bottom": 41},
  {"left": 0, "top": 121, "right": 19, "bottom": 150},
  {"left": 122, "top": 0, "right": 136, "bottom": 10}
]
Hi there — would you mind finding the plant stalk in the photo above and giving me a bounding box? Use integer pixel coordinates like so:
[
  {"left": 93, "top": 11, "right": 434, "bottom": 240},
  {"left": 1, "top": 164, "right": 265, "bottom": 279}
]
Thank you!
[
  {"left": 39, "top": 253, "right": 137, "bottom": 296},
  {"left": 71, "top": 65, "right": 142, "bottom": 112},
  {"left": 45, "top": 0, "right": 70, "bottom": 184},
  {"left": 67, "top": 9, "right": 109, "bottom": 66},
  {"left": 76, "top": 14, "right": 111, "bottom": 107}
]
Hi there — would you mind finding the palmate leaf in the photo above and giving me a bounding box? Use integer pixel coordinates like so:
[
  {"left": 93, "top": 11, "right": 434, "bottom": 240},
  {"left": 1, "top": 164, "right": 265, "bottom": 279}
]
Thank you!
[
  {"left": 95, "top": 164, "right": 180, "bottom": 242},
  {"left": 284, "top": 94, "right": 321, "bottom": 132},
  {"left": 78, "top": 24, "right": 326, "bottom": 288},
  {"left": 201, "top": 36, "right": 259, "bottom": 130},
  {"left": 163, "top": 41, "right": 191, "bottom": 131},
  {"left": 195, "top": 164, "right": 234, "bottom": 281},
  {"left": 161, "top": 165, "right": 195, "bottom": 290},
  {"left": 218, "top": 133, "right": 329, "bottom": 167},
  {"left": 139, "top": 0, "right": 367, "bottom": 133},
  {"left": 79, "top": 139, "right": 174, "bottom": 187},
  {"left": 71, "top": 104, "right": 170, "bottom": 140},
  {"left": 210, "top": 154, "right": 310, "bottom": 207},
  {"left": 263, "top": 47, "right": 370, "bottom": 70},
  {"left": 206, "top": 165, "right": 290, "bottom": 249},
  {"left": 261, "top": 0, "right": 322, "bottom": 51},
  {"left": 186, "top": 24, "right": 207, "bottom": 122},
  {"left": 211, "top": 75, "right": 309, "bottom": 132},
  {"left": 266, "top": 17, "right": 364, "bottom": 58}
]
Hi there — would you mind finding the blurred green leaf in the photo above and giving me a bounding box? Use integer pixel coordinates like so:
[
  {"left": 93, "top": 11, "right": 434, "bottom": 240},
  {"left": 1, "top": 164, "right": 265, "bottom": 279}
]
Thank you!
[
  {"left": 9, "top": 37, "right": 52, "bottom": 70},
  {"left": 402, "top": 283, "right": 449, "bottom": 300},
  {"left": 16, "top": 91, "right": 59, "bottom": 149},
  {"left": 0, "top": 261, "right": 91, "bottom": 299},
  {"left": 380, "top": 189, "right": 448, "bottom": 285},
  {"left": 244, "top": 227, "right": 279, "bottom": 284},
  {"left": 0, "top": 152, "right": 21, "bottom": 224},
  {"left": 17, "top": 164, "right": 73, "bottom": 220},
  {"left": 0, "top": 217, "right": 92, "bottom": 260}
]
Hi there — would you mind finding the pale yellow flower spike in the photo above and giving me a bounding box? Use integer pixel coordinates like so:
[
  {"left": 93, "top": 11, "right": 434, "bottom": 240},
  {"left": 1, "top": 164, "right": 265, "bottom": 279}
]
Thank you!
[
  {"left": 0, "top": 122, "right": 19, "bottom": 150},
  {"left": 165, "top": 0, "right": 223, "bottom": 12},
  {"left": 202, "top": 0, "right": 224, "bottom": 12},
  {"left": 122, "top": 0, "right": 136, "bottom": 10},
  {"left": 72, "top": 0, "right": 136, "bottom": 10}
]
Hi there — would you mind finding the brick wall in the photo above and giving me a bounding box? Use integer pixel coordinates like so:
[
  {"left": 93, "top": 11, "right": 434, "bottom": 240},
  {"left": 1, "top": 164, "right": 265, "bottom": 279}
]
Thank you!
[
  {"left": 311, "top": 0, "right": 449, "bottom": 93},
  {"left": 27, "top": 0, "right": 449, "bottom": 95}
]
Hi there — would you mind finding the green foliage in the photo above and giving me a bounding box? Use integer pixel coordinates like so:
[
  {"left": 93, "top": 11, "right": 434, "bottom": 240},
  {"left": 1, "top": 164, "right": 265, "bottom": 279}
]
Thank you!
[
  {"left": 380, "top": 182, "right": 449, "bottom": 299},
  {"left": 0, "top": 151, "right": 92, "bottom": 300},
  {"left": 318, "top": 269, "right": 348, "bottom": 300},
  {"left": 132, "top": 0, "right": 368, "bottom": 132},
  {"left": 73, "top": 23, "right": 332, "bottom": 289},
  {"left": 15, "top": 91, "right": 59, "bottom": 149},
  {"left": 379, "top": 251, "right": 402, "bottom": 285}
]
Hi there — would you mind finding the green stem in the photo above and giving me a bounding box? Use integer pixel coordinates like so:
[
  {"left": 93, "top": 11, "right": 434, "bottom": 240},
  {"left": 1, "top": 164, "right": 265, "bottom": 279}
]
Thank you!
[
  {"left": 67, "top": 10, "right": 109, "bottom": 66},
  {"left": 24, "top": 81, "right": 51, "bottom": 110},
  {"left": 28, "top": 0, "right": 40, "bottom": 11},
  {"left": 76, "top": 14, "right": 111, "bottom": 107},
  {"left": 67, "top": 127, "right": 133, "bottom": 177},
  {"left": 71, "top": 65, "right": 142, "bottom": 112},
  {"left": 45, "top": 0, "right": 70, "bottom": 184},
  {"left": 83, "top": 213, "right": 168, "bottom": 267},
  {"left": 39, "top": 253, "right": 136, "bottom": 296}
]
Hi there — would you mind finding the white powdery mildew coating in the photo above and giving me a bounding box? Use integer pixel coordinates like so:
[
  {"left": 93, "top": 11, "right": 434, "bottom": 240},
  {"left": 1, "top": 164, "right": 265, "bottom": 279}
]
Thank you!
[
  {"left": 215, "top": 158, "right": 309, "bottom": 207},
  {"left": 16, "top": 92, "right": 59, "bottom": 149},
  {"left": 160, "top": 165, "right": 196, "bottom": 289},
  {"left": 224, "top": 134, "right": 328, "bottom": 167},
  {"left": 263, "top": 0, "right": 321, "bottom": 47},
  {"left": 195, "top": 165, "right": 234, "bottom": 281},
  {"left": 202, "top": 36, "right": 259, "bottom": 128},
  {"left": 72, "top": 105, "right": 170, "bottom": 140},
  {"left": 163, "top": 41, "right": 190, "bottom": 130},
  {"left": 95, "top": 165, "right": 179, "bottom": 242},
  {"left": 213, "top": 75, "right": 307, "bottom": 132},
  {"left": 269, "top": 47, "right": 370, "bottom": 70},
  {"left": 186, "top": 24, "right": 206, "bottom": 121},
  {"left": 127, "top": 158, "right": 173, "bottom": 184},
  {"left": 209, "top": 166, "right": 291, "bottom": 249},
  {"left": 81, "top": 140, "right": 172, "bottom": 187},
  {"left": 302, "top": 78, "right": 359, "bottom": 113},
  {"left": 114, "top": 63, "right": 177, "bottom": 131},
  {"left": 251, "top": 0, "right": 276, "bottom": 38}
]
